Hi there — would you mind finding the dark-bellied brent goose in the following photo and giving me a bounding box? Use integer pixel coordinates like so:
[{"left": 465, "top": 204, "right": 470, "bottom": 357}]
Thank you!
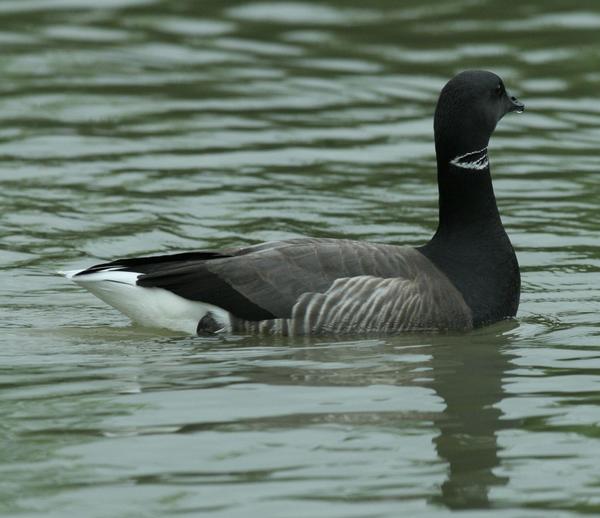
[{"left": 62, "top": 70, "right": 525, "bottom": 336}]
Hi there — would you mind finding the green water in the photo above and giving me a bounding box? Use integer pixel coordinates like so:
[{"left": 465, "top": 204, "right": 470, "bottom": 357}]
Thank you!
[{"left": 2, "top": 0, "right": 600, "bottom": 516}]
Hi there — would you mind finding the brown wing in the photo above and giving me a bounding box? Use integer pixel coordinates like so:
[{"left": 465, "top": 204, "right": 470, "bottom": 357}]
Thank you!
[
  {"left": 288, "top": 273, "right": 472, "bottom": 335},
  {"left": 132, "top": 238, "right": 419, "bottom": 319},
  {"left": 78, "top": 237, "right": 472, "bottom": 329}
]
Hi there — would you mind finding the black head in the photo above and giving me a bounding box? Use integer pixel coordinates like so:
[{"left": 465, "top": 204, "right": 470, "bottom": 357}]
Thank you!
[
  {"left": 434, "top": 70, "right": 524, "bottom": 163},
  {"left": 420, "top": 71, "right": 523, "bottom": 327}
]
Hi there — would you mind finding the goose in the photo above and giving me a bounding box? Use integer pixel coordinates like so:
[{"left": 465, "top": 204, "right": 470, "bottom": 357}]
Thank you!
[{"left": 62, "top": 70, "right": 525, "bottom": 336}]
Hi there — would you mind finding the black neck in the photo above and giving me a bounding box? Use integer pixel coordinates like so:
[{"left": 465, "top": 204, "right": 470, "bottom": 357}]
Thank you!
[
  {"left": 436, "top": 156, "right": 501, "bottom": 235},
  {"left": 418, "top": 148, "right": 520, "bottom": 326}
]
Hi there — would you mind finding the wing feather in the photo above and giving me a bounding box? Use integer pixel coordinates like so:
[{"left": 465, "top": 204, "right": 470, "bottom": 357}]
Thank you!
[
  {"left": 138, "top": 238, "right": 424, "bottom": 320},
  {"left": 289, "top": 273, "right": 472, "bottom": 335},
  {"left": 87, "top": 238, "right": 472, "bottom": 330}
]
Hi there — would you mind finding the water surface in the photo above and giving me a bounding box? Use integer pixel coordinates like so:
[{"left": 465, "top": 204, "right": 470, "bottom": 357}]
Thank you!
[{"left": 2, "top": 0, "right": 600, "bottom": 516}]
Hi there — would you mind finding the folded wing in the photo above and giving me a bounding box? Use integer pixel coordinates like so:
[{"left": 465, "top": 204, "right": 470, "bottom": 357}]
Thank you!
[{"left": 131, "top": 238, "right": 471, "bottom": 330}]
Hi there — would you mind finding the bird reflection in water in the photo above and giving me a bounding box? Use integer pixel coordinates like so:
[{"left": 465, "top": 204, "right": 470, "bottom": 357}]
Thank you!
[{"left": 429, "top": 323, "right": 518, "bottom": 509}]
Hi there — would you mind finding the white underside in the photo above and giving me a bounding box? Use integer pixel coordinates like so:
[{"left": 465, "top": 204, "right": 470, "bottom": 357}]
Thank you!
[{"left": 61, "top": 269, "right": 232, "bottom": 335}]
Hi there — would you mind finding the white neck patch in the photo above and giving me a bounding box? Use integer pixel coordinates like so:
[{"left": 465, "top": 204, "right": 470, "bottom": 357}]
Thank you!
[{"left": 450, "top": 146, "right": 489, "bottom": 171}]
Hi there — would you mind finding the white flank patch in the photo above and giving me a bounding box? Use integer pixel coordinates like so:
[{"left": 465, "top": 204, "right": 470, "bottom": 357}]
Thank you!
[
  {"left": 61, "top": 268, "right": 231, "bottom": 335},
  {"left": 450, "top": 146, "right": 489, "bottom": 171}
]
